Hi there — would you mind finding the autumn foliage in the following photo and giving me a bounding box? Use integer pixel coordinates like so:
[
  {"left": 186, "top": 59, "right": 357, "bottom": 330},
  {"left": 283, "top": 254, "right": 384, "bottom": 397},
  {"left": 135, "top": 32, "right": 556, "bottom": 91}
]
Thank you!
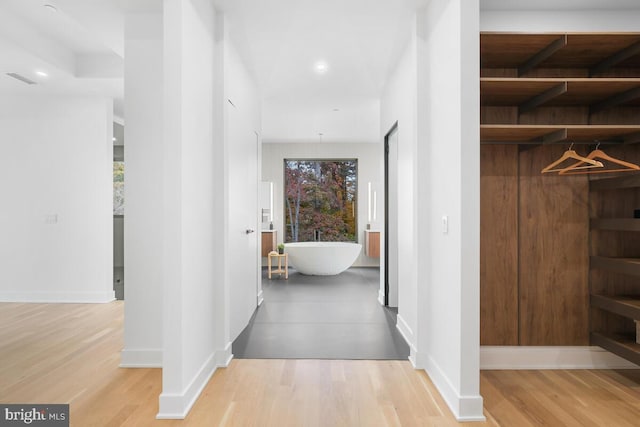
[{"left": 284, "top": 160, "right": 357, "bottom": 242}]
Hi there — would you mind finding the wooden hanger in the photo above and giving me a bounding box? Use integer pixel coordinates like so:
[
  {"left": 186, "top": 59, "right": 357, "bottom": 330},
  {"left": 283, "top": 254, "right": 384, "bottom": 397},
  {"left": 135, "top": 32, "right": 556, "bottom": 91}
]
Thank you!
[
  {"left": 541, "top": 145, "right": 603, "bottom": 174},
  {"left": 559, "top": 145, "right": 640, "bottom": 175}
]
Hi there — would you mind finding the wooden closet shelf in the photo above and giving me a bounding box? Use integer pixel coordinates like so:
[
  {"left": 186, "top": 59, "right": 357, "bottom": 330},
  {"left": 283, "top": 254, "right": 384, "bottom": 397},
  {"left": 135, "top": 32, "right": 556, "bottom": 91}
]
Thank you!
[
  {"left": 590, "top": 174, "right": 640, "bottom": 190},
  {"left": 591, "top": 256, "right": 640, "bottom": 277},
  {"left": 481, "top": 79, "right": 640, "bottom": 107},
  {"left": 480, "top": 125, "right": 640, "bottom": 144},
  {"left": 591, "top": 218, "right": 640, "bottom": 231},
  {"left": 591, "top": 332, "right": 640, "bottom": 366},
  {"left": 481, "top": 33, "right": 640, "bottom": 70},
  {"left": 591, "top": 294, "right": 640, "bottom": 319},
  {"left": 590, "top": 218, "right": 640, "bottom": 231}
]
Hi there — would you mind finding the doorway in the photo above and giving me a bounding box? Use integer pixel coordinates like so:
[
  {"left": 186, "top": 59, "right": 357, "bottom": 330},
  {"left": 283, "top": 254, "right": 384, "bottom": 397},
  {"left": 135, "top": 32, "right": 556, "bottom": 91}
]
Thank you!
[
  {"left": 227, "top": 105, "right": 260, "bottom": 342},
  {"left": 232, "top": 141, "right": 408, "bottom": 360},
  {"left": 384, "top": 123, "right": 399, "bottom": 307}
]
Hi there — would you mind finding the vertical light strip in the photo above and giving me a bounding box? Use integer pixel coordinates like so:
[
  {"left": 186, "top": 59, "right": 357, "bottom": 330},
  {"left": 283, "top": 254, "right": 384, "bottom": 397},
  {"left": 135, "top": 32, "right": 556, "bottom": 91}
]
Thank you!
[
  {"left": 269, "top": 182, "right": 273, "bottom": 222},
  {"left": 368, "top": 182, "right": 372, "bottom": 223},
  {"left": 373, "top": 191, "right": 377, "bottom": 222}
]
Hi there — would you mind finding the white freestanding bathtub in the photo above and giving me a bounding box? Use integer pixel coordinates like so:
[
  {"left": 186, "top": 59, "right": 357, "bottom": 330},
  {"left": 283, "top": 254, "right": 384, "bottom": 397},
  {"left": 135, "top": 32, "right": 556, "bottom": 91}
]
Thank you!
[{"left": 285, "top": 242, "right": 362, "bottom": 275}]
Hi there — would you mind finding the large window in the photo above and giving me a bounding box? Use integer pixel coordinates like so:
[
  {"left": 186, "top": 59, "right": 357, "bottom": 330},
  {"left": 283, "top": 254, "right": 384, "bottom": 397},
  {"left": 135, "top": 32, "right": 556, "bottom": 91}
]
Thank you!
[
  {"left": 113, "top": 161, "right": 124, "bottom": 215},
  {"left": 284, "top": 159, "right": 357, "bottom": 242}
]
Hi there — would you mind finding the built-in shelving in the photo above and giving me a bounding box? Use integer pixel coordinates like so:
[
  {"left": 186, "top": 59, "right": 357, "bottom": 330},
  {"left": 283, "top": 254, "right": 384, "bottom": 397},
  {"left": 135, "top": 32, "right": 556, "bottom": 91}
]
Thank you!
[
  {"left": 589, "top": 170, "right": 640, "bottom": 366},
  {"left": 480, "top": 125, "right": 640, "bottom": 145},
  {"left": 590, "top": 174, "right": 640, "bottom": 190},
  {"left": 590, "top": 332, "right": 640, "bottom": 366},
  {"left": 591, "top": 294, "right": 640, "bottom": 319},
  {"left": 480, "top": 32, "right": 640, "bottom": 145},
  {"left": 481, "top": 33, "right": 640, "bottom": 74},
  {"left": 481, "top": 78, "right": 640, "bottom": 107},
  {"left": 590, "top": 218, "right": 640, "bottom": 232},
  {"left": 591, "top": 256, "right": 640, "bottom": 277}
]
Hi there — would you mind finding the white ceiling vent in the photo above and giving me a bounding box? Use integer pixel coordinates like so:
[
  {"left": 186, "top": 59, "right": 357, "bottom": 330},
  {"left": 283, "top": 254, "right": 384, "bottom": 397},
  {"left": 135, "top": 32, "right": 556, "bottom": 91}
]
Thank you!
[{"left": 6, "top": 73, "right": 37, "bottom": 85}]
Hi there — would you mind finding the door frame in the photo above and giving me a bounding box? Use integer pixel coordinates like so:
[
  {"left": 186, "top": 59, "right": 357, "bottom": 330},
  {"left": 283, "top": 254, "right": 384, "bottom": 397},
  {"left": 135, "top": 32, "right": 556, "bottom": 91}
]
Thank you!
[{"left": 384, "top": 122, "right": 398, "bottom": 307}]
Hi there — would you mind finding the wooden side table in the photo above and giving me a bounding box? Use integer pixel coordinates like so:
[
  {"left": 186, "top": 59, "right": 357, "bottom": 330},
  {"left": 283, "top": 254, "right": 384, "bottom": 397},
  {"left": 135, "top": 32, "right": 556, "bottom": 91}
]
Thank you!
[{"left": 267, "top": 251, "right": 288, "bottom": 279}]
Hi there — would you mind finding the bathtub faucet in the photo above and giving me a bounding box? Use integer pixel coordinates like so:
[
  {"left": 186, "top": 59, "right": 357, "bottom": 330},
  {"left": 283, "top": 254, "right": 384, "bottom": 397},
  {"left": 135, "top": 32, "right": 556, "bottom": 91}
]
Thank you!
[{"left": 314, "top": 230, "right": 322, "bottom": 241}]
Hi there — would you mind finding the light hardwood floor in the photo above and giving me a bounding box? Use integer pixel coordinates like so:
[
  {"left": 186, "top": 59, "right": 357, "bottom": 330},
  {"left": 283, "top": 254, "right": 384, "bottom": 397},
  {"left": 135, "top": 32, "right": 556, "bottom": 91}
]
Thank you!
[{"left": 2, "top": 302, "right": 640, "bottom": 426}]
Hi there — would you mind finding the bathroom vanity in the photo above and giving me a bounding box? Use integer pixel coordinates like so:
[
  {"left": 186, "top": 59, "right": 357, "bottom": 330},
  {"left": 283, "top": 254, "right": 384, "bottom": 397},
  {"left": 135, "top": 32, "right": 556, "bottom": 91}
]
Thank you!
[
  {"left": 261, "top": 230, "right": 277, "bottom": 257},
  {"left": 365, "top": 230, "right": 380, "bottom": 258}
]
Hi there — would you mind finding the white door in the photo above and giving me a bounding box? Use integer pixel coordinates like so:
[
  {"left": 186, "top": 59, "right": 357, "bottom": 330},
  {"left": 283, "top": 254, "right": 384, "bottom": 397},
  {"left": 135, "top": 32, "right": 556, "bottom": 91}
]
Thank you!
[{"left": 228, "top": 105, "right": 259, "bottom": 341}]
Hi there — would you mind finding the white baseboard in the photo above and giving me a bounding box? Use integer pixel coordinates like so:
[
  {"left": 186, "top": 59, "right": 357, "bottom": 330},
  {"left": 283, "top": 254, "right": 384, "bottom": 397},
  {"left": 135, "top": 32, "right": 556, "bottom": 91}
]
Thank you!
[
  {"left": 156, "top": 343, "right": 233, "bottom": 419},
  {"left": 257, "top": 290, "right": 264, "bottom": 306},
  {"left": 216, "top": 342, "right": 234, "bottom": 367},
  {"left": 424, "top": 355, "right": 486, "bottom": 422},
  {"left": 396, "top": 314, "right": 416, "bottom": 351},
  {"left": 157, "top": 353, "right": 217, "bottom": 419},
  {"left": 120, "top": 349, "right": 162, "bottom": 368},
  {"left": 481, "top": 346, "right": 639, "bottom": 370},
  {"left": 0, "top": 291, "right": 115, "bottom": 303}
]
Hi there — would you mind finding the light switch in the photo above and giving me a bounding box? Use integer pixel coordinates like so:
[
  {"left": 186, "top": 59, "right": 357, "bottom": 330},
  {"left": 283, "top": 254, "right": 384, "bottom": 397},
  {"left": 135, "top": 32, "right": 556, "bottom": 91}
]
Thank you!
[{"left": 442, "top": 215, "right": 448, "bottom": 234}]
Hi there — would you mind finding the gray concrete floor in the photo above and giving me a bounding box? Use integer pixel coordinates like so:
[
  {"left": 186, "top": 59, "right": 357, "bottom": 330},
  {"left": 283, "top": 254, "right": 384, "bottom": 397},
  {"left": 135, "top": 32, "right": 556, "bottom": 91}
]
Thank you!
[{"left": 232, "top": 267, "right": 410, "bottom": 359}]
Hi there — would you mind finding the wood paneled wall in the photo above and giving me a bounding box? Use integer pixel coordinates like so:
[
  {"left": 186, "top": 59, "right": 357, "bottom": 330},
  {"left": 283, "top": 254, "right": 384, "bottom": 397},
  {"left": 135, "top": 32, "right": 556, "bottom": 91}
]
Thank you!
[
  {"left": 480, "top": 145, "right": 519, "bottom": 345},
  {"left": 481, "top": 144, "right": 590, "bottom": 345},
  {"left": 518, "top": 145, "right": 590, "bottom": 345}
]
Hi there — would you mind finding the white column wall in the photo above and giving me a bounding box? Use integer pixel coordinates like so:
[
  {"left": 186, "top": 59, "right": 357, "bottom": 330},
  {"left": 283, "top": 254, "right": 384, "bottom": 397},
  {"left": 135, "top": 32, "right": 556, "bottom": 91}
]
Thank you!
[
  {"left": 380, "top": 32, "right": 419, "bottom": 358},
  {"left": 212, "top": 10, "right": 230, "bottom": 363},
  {"left": 121, "top": 12, "right": 164, "bottom": 368},
  {"left": 381, "top": 0, "right": 483, "bottom": 421},
  {"left": 416, "top": 0, "right": 482, "bottom": 421},
  {"left": 158, "top": 0, "right": 222, "bottom": 419},
  {"left": 459, "top": 0, "right": 481, "bottom": 414},
  {"left": 0, "top": 95, "right": 113, "bottom": 303}
]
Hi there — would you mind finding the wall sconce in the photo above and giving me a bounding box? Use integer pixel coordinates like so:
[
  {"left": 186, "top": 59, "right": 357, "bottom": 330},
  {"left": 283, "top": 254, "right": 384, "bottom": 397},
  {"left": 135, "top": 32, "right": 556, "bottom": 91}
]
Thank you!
[{"left": 367, "top": 182, "right": 378, "bottom": 229}]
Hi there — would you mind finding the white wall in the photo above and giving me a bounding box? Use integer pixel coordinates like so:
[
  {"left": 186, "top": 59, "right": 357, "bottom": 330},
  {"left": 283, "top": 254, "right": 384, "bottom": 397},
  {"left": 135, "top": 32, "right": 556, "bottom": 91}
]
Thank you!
[
  {"left": 121, "top": 12, "right": 164, "bottom": 368},
  {"left": 417, "top": 0, "right": 482, "bottom": 421},
  {"left": 0, "top": 95, "right": 113, "bottom": 303},
  {"left": 263, "top": 98, "right": 380, "bottom": 144},
  {"left": 262, "top": 142, "right": 382, "bottom": 268},
  {"left": 380, "top": 0, "right": 483, "bottom": 421},
  {"left": 159, "top": 0, "right": 221, "bottom": 418},
  {"left": 481, "top": 8, "right": 640, "bottom": 32},
  {"left": 225, "top": 38, "right": 262, "bottom": 342},
  {"left": 380, "top": 31, "right": 418, "bottom": 350}
]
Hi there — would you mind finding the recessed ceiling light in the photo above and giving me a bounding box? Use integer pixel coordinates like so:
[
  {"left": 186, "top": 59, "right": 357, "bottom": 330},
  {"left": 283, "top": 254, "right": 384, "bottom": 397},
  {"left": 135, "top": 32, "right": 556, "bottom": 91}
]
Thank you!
[
  {"left": 112, "top": 137, "right": 117, "bottom": 142},
  {"left": 332, "top": 108, "right": 340, "bottom": 112},
  {"left": 43, "top": 4, "right": 58, "bottom": 12},
  {"left": 35, "top": 70, "right": 48, "bottom": 78},
  {"left": 314, "top": 61, "right": 329, "bottom": 74}
]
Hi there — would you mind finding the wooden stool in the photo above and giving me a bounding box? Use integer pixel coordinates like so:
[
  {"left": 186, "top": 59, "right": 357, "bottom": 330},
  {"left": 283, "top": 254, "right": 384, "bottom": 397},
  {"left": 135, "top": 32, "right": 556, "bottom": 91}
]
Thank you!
[{"left": 267, "top": 251, "right": 288, "bottom": 279}]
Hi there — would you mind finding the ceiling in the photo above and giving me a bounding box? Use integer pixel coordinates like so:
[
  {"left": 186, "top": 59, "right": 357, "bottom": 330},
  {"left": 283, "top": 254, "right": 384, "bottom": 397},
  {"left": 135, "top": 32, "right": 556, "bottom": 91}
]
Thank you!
[
  {"left": 1, "top": 0, "right": 639, "bottom": 143},
  {"left": 481, "top": 0, "right": 640, "bottom": 11},
  {"left": 214, "top": 0, "right": 428, "bottom": 143}
]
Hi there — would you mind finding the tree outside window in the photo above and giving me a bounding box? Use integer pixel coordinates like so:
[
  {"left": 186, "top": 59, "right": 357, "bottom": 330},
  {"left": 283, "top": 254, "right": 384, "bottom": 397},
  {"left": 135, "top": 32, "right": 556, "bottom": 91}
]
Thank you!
[
  {"left": 284, "top": 159, "right": 357, "bottom": 242},
  {"left": 113, "top": 161, "right": 124, "bottom": 215}
]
